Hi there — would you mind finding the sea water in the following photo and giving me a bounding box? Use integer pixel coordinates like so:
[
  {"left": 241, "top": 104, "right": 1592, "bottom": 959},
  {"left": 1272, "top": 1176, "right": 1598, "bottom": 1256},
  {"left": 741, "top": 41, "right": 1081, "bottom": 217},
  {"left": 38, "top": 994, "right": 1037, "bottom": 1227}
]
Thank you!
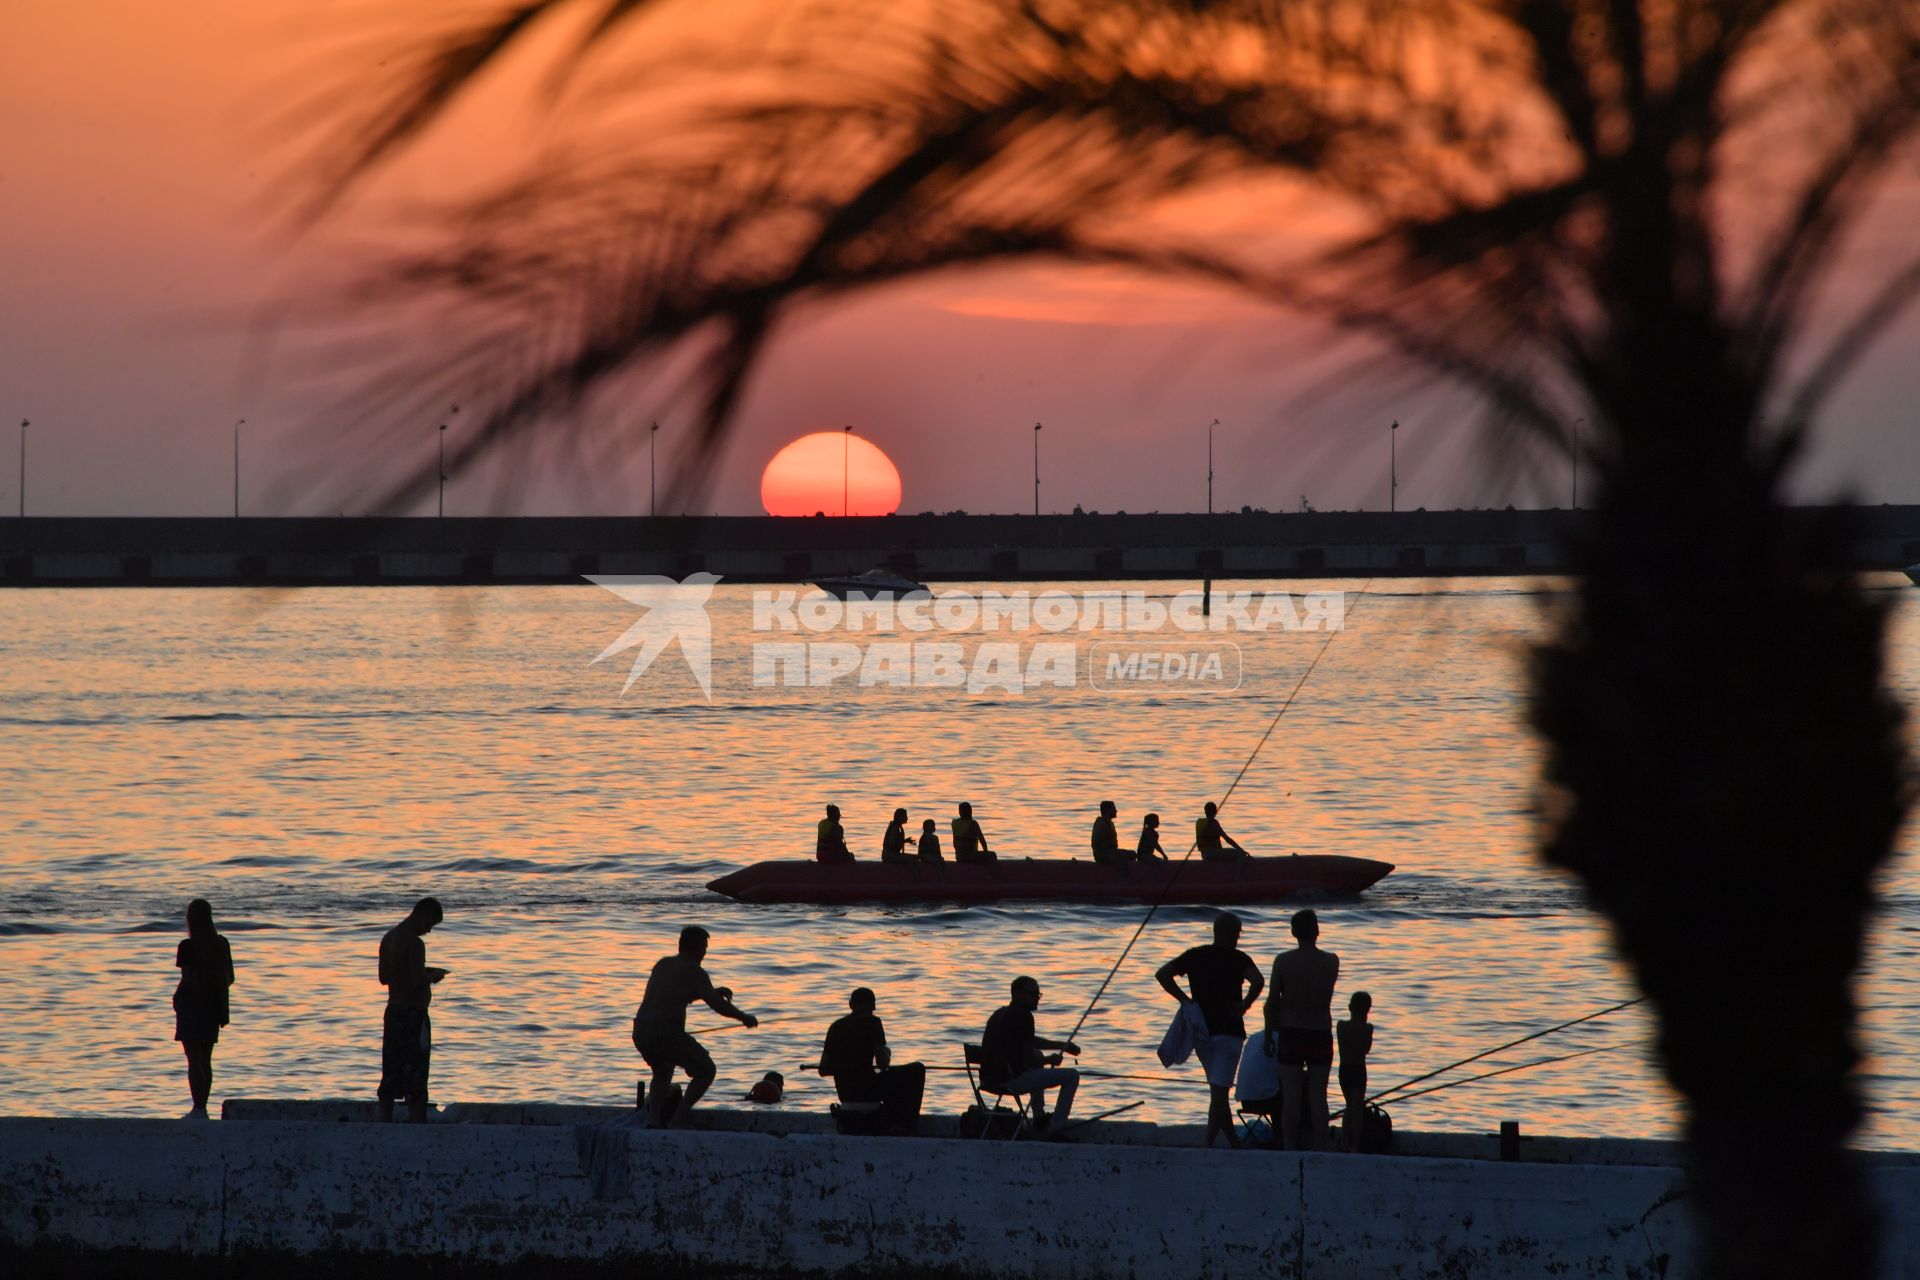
[{"left": 2, "top": 578, "right": 1915, "bottom": 1143}]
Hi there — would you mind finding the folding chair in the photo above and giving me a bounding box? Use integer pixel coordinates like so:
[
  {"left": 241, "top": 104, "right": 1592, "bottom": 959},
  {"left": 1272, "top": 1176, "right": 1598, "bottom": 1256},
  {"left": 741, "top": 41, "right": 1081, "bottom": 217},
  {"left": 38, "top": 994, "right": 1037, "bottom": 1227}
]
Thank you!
[
  {"left": 1235, "top": 1094, "right": 1283, "bottom": 1148},
  {"left": 962, "top": 1043, "right": 1033, "bottom": 1140}
]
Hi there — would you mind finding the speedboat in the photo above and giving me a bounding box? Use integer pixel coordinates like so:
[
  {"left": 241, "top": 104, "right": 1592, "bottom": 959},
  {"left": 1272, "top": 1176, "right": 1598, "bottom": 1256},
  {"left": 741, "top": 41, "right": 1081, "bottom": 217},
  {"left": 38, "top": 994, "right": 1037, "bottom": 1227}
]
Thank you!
[
  {"left": 813, "top": 568, "right": 931, "bottom": 599},
  {"left": 707, "top": 854, "right": 1393, "bottom": 905},
  {"left": 1906, "top": 563, "right": 1920, "bottom": 586}
]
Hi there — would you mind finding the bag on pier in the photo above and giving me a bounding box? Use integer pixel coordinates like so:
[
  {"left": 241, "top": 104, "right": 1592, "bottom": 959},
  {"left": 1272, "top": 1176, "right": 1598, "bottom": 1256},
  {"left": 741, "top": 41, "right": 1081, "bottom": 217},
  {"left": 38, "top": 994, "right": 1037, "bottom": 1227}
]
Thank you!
[
  {"left": 1348, "top": 1103, "right": 1393, "bottom": 1154},
  {"left": 960, "top": 1105, "right": 1027, "bottom": 1139}
]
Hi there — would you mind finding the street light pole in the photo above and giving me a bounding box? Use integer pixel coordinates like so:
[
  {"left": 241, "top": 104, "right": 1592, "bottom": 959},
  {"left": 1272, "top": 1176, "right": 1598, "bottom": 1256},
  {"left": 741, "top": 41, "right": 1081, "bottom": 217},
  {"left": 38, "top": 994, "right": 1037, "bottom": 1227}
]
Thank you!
[
  {"left": 843, "top": 424, "right": 851, "bottom": 517},
  {"left": 1572, "top": 417, "right": 1585, "bottom": 509},
  {"left": 650, "top": 421, "right": 659, "bottom": 516},
  {"left": 233, "top": 419, "right": 245, "bottom": 517},
  {"left": 1198, "top": 422, "right": 1213, "bottom": 518},
  {"left": 1033, "top": 422, "right": 1042, "bottom": 516},
  {"left": 1389, "top": 419, "right": 1399, "bottom": 513}
]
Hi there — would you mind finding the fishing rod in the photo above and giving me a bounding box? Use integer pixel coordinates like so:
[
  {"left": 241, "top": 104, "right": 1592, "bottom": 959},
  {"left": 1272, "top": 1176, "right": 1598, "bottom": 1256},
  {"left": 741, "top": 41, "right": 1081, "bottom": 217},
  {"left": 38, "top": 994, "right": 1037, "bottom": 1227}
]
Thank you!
[
  {"left": 1330, "top": 1039, "right": 1646, "bottom": 1121},
  {"left": 796, "top": 1061, "right": 1195, "bottom": 1086},
  {"left": 1377, "top": 1039, "right": 1647, "bottom": 1108},
  {"left": 708, "top": 991, "right": 1642, "bottom": 1098},
  {"left": 691, "top": 1014, "right": 811, "bottom": 1034},
  {"left": 1364, "top": 995, "right": 1647, "bottom": 1108},
  {"left": 1061, "top": 580, "right": 1376, "bottom": 1051}
]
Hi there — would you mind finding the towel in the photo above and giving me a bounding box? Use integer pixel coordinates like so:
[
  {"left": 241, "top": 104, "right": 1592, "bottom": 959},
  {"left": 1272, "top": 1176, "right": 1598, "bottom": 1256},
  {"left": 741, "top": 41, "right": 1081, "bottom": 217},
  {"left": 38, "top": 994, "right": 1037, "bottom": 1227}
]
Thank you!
[{"left": 1157, "top": 1001, "right": 1210, "bottom": 1068}]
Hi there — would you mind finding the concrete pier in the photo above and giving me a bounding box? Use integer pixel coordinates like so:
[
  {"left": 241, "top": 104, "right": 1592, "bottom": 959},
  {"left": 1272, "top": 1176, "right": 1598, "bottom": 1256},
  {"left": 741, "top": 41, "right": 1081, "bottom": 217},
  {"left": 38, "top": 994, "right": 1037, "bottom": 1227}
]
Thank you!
[
  {"left": 5, "top": 1103, "right": 1917, "bottom": 1277},
  {"left": 4, "top": 507, "right": 1919, "bottom": 586}
]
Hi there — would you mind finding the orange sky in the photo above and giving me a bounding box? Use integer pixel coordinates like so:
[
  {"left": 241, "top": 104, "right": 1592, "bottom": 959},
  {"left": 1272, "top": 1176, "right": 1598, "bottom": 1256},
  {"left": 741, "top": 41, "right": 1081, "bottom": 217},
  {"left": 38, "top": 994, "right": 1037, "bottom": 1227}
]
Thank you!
[{"left": 0, "top": 0, "right": 1916, "bottom": 517}]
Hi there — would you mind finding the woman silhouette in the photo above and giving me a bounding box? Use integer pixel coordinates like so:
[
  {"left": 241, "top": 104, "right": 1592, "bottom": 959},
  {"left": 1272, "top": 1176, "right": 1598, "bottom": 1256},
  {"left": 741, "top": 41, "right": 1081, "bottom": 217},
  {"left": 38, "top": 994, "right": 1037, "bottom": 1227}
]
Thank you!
[{"left": 173, "top": 899, "right": 235, "bottom": 1119}]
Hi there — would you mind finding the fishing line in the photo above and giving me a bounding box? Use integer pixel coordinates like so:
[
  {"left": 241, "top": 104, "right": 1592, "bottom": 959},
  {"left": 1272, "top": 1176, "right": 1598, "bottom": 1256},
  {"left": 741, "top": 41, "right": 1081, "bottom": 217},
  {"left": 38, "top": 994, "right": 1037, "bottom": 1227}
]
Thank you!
[
  {"left": 1355, "top": 1038, "right": 1648, "bottom": 1113},
  {"left": 712, "top": 999, "right": 1647, "bottom": 1108},
  {"left": 1061, "top": 580, "right": 1375, "bottom": 1051},
  {"left": 1364, "top": 995, "right": 1647, "bottom": 1108}
]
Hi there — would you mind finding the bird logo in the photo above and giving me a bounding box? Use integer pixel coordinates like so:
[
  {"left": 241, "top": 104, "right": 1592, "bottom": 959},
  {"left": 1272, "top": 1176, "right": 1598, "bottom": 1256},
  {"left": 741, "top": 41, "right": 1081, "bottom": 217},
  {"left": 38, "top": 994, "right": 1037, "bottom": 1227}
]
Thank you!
[{"left": 587, "top": 573, "right": 722, "bottom": 700}]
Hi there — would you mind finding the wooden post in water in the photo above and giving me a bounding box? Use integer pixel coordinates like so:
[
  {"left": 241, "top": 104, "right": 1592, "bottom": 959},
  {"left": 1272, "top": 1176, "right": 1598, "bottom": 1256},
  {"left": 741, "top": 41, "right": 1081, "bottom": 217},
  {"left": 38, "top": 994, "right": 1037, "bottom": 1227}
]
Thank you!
[{"left": 1202, "top": 578, "right": 1211, "bottom": 617}]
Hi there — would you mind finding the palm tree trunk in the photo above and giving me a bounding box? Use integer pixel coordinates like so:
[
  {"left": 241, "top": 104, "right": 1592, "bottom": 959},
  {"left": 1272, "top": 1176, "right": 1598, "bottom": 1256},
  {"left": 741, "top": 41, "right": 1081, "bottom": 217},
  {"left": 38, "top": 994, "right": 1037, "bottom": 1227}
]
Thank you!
[{"left": 1530, "top": 439, "right": 1907, "bottom": 1278}]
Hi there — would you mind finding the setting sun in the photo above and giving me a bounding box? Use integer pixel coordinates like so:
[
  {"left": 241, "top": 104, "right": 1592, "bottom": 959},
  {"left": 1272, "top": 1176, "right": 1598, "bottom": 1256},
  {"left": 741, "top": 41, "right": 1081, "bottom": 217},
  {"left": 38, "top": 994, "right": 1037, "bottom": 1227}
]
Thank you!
[{"left": 760, "top": 430, "right": 903, "bottom": 516}]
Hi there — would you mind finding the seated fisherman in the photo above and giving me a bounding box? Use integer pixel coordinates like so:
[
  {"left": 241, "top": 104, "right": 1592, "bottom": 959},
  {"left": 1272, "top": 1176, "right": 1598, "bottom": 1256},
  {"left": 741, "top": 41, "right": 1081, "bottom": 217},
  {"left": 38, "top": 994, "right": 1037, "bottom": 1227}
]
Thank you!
[
  {"left": 951, "top": 802, "right": 996, "bottom": 864},
  {"left": 979, "top": 975, "right": 1081, "bottom": 1133},
  {"left": 817, "top": 804, "right": 854, "bottom": 864},
  {"left": 881, "top": 808, "right": 919, "bottom": 863},
  {"left": 1091, "top": 800, "right": 1126, "bottom": 865},
  {"left": 817, "top": 987, "right": 926, "bottom": 1132}
]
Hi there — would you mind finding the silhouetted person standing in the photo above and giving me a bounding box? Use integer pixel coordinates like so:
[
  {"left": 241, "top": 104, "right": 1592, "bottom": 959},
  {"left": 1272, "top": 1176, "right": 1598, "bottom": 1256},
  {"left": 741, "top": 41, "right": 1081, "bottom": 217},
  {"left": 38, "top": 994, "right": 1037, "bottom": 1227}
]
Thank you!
[
  {"left": 980, "top": 976, "right": 1080, "bottom": 1132},
  {"left": 817, "top": 804, "right": 854, "bottom": 864},
  {"left": 1338, "top": 990, "right": 1375, "bottom": 1151},
  {"left": 951, "top": 801, "right": 995, "bottom": 864},
  {"left": 1196, "top": 801, "right": 1248, "bottom": 861},
  {"left": 633, "top": 925, "right": 757, "bottom": 1128},
  {"left": 173, "top": 898, "right": 234, "bottom": 1120},
  {"left": 1091, "top": 800, "right": 1125, "bottom": 864},
  {"left": 378, "top": 897, "right": 446, "bottom": 1123},
  {"left": 881, "top": 807, "right": 918, "bottom": 863},
  {"left": 1157, "top": 911, "right": 1263, "bottom": 1148},
  {"left": 1265, "top": 909, "right": 1339, "bottom": 1150},
  {"left": 818, "top": 987, "right": 927, "bottom": 1132}
]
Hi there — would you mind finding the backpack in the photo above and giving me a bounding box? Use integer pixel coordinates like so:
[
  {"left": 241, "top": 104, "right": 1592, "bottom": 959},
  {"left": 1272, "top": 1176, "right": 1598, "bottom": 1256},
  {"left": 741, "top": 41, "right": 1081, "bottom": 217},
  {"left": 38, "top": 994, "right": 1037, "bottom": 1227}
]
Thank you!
[{"left": 1357, "top": 1103, "right": 1393, "bottom": 1154}]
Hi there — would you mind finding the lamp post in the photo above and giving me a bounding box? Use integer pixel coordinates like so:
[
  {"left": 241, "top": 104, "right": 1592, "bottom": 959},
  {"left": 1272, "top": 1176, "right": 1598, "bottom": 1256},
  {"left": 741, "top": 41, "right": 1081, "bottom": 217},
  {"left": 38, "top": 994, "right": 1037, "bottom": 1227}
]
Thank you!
[
  {"left": 1389, "top": 419, "right": 1399, "bottom": 513},
  {"left": 1033, "top": 422, "right": 1042, "bottom": 516},
  {"left": 1572, "top": 417, "right": 1585, "bottom": 509},
  {"left": 439, "top": 404, "right": 459, "bottom": 518},
  {"left": 17, "top": 420, "right": 26, "bottom": 518},
  {"left": 842, "top": 424, "right": 851, "bottom": 517},
  {"left": 233, "top": 419, "right": 245, "bottom": 517},
  {"left": 650, "top": 421, "right": 659, "bottom": 516},
  {"left": 1207, "top": 418, "right": 1218, "bottom": 514}
]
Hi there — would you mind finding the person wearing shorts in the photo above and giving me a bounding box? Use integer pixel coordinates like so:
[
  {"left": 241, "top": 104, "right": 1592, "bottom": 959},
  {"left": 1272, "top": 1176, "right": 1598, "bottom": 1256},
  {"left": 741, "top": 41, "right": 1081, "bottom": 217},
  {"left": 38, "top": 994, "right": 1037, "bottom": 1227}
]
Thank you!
[
  {"left": 632, "top": 925, "right": 757, "bottom": 1128},
  {"left": 377, "top": 897, "right": 446, "bottom": 1123},
  {"left": 1265, "top": 908, "right": 1340, "bottom": 1150},
  {"left": 1157, "top": 912, "right": 1264, "bottom": 1148},
  {"left": 172, "top": 898, "right": 235, "bottom": 1120}
]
